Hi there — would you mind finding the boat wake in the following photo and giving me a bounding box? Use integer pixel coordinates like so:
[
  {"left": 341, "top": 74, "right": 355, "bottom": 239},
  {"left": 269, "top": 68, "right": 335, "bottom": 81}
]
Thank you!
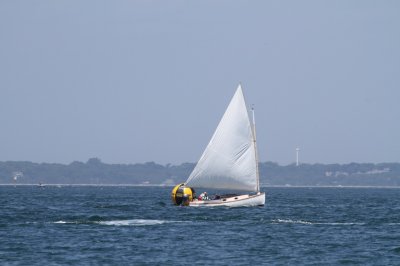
[
  {"left": 272, "top": 219, "right": 365, "bottom": 225},
  {"left": 273, "top": 219, "right": 313, "bottom": 225},
  {"left": 54, "top": 220, "right": 70, "bottom": 224},
  {"left": 98, "top": 219, "right": 172, "bottom": 226},
  {"left": 52, "top": 219, "right": 179, "bottom": 226}
]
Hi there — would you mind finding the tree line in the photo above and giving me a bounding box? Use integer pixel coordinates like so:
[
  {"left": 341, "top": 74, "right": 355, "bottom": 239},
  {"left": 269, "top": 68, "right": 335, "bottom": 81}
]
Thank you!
[{"left": 1, "top": 158, "right": 399, "bottom": 186}]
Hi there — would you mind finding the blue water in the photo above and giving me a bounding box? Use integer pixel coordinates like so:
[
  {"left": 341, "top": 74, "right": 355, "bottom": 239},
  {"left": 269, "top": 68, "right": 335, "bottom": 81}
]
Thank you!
[{"left": 1, "top": 186, "right": 400, "bottom": 265}]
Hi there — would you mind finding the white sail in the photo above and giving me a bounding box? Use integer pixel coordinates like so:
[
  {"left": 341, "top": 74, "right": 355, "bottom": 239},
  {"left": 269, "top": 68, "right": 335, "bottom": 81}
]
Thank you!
[{"left": 185, "top": 85, "right": 258, "bottom": 192}]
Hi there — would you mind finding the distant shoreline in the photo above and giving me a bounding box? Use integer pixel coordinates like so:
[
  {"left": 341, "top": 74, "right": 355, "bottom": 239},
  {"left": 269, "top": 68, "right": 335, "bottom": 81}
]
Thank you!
[
  {"left": 1, "top": 184, "right": 400, "bottom": 189},
  {"left": 2, "top": 160, "right": 400, "bottom": 187}
]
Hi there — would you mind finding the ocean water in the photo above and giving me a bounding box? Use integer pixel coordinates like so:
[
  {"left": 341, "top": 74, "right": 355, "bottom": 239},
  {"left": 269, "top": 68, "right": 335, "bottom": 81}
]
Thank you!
[{"left": 1, "top": 186, "right": 400, "bottom": 265}]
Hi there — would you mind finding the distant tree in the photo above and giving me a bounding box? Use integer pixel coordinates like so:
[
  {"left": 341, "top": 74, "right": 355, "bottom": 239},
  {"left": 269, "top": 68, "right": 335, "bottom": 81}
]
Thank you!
[{"left": 86, "top": 158, "right": 102, "bottom": 165}]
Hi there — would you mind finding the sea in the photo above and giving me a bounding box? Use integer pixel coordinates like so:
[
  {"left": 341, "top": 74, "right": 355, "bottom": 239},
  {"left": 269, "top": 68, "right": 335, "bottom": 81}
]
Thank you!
[{"left": 1, "top": 186, "right": 400, "bottom": 265}]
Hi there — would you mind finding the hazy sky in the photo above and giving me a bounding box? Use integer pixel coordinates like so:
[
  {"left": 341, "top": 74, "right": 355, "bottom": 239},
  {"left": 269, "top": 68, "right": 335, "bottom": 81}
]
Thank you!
[{"left": 1, "top": 1, "right": 399, "bottom": 165}]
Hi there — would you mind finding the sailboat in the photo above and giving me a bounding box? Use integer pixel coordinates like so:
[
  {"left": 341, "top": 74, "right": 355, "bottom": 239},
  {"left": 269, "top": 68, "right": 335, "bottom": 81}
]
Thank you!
[{"left": 171, "top": 84, "right": 265, "bottom": 207}]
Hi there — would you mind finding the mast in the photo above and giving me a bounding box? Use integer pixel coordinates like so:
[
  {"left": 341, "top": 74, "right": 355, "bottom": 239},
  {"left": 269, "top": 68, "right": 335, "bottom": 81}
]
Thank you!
[{"left": 251, "top": 105, "right": 260, "bottom": 193}]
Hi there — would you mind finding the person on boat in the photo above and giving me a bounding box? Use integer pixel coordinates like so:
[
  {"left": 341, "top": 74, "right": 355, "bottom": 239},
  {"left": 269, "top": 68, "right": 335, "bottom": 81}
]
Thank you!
[
  {"left": 198, "top": 192, "right": 209, "bottom": 201},
  {"left": 213, "top": 194, "right": 221, "bottom": 200},
  {"left": 200, "top": 192, "right": 210, "bottom": 200},
  {"left": 198, "top": 192, "right": 204, "bottom": 200},
  {"left": 203, "top": 192, "right": 209, "bottom": 200}
]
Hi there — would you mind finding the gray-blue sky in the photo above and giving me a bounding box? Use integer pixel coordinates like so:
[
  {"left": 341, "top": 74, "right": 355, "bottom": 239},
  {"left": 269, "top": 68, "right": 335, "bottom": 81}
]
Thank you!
[{"left": 1, "top": 1, "right": 399, "bottom": 165}]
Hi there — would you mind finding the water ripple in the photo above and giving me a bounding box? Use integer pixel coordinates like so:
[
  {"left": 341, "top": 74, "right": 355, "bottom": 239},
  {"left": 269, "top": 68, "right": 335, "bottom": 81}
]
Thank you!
[{"left": 1, "top": 186, "right": 400, "bottom": 265}]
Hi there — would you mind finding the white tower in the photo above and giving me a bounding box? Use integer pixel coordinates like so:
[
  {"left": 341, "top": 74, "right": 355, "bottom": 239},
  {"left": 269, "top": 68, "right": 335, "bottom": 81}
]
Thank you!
[
  {"left": 296, "top": 147, "right": 300, "bottom": 166},
  {"left": 12, "top": 171, "right": 23, "bottom": 186}
]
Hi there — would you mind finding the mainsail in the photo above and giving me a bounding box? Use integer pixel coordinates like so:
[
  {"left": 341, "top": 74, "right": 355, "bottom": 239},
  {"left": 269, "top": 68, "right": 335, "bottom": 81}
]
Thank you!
[{"left": 185, "top": 85, "right": 258, "bottom": 192}]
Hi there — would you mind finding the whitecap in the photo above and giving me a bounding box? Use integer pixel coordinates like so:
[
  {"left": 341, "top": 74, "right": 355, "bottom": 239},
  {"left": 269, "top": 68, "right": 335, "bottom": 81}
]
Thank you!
[
  {"left": 51, "top": 219, "right": 180, "bottom": 226},
  {"left": 53, "top": 220, "right": 76, "bottom": 224},
  {"left": 98, "top": 219, "right": 174, "bottom": 226},
  {"left": 316, "top": 222, "right": 365, "bottom": 225},
  {"left": 274, "top": 219, "right": 313, "bottom": 225},
  {"left": 272, "top": 219, "right": 365, "bottom": 225}
]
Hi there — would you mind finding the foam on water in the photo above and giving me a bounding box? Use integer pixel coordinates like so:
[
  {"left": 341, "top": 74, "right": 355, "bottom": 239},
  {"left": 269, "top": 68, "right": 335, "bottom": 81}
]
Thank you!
[
  {"left": 273, "top": 219, "right": 365, "bottom": 225},
  {"left": 273, "top": 219, "right": 313, "bottom": 225},
  {"left": 98, "top": 219, "right": 172, "bottom": 226},
  {"left": 52, "top": 219, "right": 178, "bottom": 226}
]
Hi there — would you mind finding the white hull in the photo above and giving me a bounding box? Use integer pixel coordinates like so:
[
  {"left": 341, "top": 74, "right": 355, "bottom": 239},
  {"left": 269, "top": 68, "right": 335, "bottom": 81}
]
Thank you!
[{"left": 189, "top": 192, "right": 265, "bottom": 207}]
